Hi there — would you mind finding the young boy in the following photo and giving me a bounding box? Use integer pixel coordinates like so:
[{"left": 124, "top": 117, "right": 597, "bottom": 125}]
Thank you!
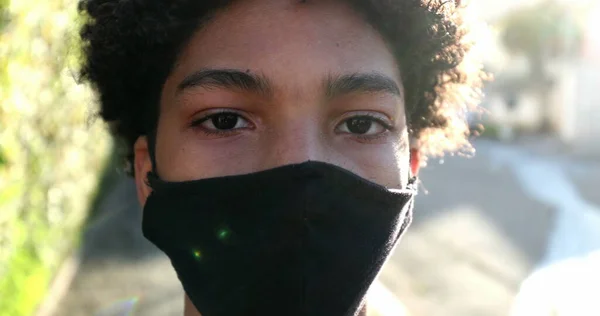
[{"left": 78, "top": 0, "right": 484, "bottom": 315}]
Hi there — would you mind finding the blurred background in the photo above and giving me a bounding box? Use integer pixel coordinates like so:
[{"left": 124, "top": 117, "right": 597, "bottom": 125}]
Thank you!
[{"left": 0, "top": 0, "right": 599, "bottom": 315}]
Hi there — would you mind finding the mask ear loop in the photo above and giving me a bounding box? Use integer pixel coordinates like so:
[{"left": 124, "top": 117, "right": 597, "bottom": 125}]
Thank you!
[
  {"left": 144, "top": 99, "right": 160, "bottom": 176},
  {"left": 389, "top": 172, "right": 418, "bottom": 195},
  {"left": 408, "top": 175, "right": 418, "bottom": 192},
  {"left": 144, "top": 127, "right": 159, "bottom": 190},
  {"left": 144, "top": 170, "right": 162, "bottom": 191},
  {"left": 408, "top": 137, "right": 420, "bottom": 193},
  {"left": 146, "top": 128, "right": 159, "bottom": 175}
]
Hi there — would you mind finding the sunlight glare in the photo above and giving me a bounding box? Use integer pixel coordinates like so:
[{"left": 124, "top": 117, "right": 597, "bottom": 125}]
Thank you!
[{"left": 584, "top": 3, "right": 600, "bottom": 60}]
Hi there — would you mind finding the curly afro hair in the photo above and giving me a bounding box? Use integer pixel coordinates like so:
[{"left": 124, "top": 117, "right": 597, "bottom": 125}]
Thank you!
[{"left": 78, "top": 0, "right": 485, "bottom": 173}]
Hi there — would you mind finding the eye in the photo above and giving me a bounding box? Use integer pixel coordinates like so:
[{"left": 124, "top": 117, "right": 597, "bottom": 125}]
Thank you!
[
  {"left": 336, "top": 115, "right": 392, "bottom": 136},
  {"left": 191, "top": 111, "right": 252, "bottom": 133}
]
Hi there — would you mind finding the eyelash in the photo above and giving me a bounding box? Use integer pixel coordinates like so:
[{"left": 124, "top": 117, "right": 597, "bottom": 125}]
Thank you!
[
  {"left": 341, "top": 114, "right": 395, "bottom": 142},
  {"left": 350, "top": 114, "right": 394, "bottom": 130},
  {"left": 190, "top": 110, "right": 252, "bottom": 136}
]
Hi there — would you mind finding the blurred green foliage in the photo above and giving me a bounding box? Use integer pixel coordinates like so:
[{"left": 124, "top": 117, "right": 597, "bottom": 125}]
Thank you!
[{"left": 0, "top": 0, "right": 111, "bottom": 315}]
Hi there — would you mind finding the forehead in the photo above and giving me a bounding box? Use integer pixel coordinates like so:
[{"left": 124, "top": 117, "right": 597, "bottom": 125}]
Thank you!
[{"left": 168, "top": 0, "right": 401, "bottom": 90}]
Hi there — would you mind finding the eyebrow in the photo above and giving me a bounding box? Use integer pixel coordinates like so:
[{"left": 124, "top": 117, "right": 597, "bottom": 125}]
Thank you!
[
  {"left": 177, "top": 69, "right": 273, "bottom": 97},
  {"left": 324, "top": 73, "right": 402, "bottom": 99},
  {"left": 177, "top": 69, "right": 401, "bottom": 101}
]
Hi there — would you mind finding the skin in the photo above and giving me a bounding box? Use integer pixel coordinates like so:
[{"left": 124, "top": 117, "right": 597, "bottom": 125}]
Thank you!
[{"left": 133, "top": 0, "right": 420, "bottom": 314}]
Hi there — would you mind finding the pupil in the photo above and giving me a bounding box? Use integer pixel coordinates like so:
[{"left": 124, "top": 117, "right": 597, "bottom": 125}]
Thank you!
[
  {"left": 348, "top": 118, "right": 371, "bottom": 134},
  {"left": 212, "top": 114, "right": 238, "bottom": 130}
]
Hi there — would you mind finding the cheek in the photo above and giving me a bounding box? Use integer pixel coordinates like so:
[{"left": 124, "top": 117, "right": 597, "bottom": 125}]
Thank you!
[
  {"left": 153, "top": 112, "right": 237, "bottom": 181},
  {"left": 341, "top": 142, "right": 408, "bottom": 189},
  {"left": 155, "top": 127, "right": 262, "bottom": 181}
]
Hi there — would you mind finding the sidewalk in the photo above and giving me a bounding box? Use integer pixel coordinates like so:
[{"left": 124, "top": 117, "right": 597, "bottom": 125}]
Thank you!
[
  {"left": 509, "top": 135, "right": 600, "bottom": 207},
  {"left": 379, "top": 139, "right": 600, "bottom": 316},
  {"left": 53, "top": 138, "right": 600, "bottom": 316}
]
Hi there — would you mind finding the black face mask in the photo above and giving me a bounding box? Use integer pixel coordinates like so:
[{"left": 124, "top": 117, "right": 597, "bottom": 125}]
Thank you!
[{"left": 142, "top": 161, "right": 416, "bottom": 316}]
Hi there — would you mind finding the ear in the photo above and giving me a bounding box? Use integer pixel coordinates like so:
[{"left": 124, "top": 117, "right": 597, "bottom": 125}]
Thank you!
[
  {"left": 409, "top": 147, "right": 421, "bottom": 178},
  {"left": 134, "top": 136, "right": 153, "bottom": 207}
]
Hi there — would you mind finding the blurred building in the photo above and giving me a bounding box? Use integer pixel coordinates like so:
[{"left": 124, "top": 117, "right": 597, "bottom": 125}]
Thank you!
[{"left": 475, "top": 0, "right": 600, "bottom": 157}]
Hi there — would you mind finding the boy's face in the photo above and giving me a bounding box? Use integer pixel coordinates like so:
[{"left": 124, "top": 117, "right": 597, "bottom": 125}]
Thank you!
[
  {"left": 134, "top": 0, "right": 413, "bottom": 198},
  {"left": 133, "top": 1, "right": 417, "bottom": 313}
]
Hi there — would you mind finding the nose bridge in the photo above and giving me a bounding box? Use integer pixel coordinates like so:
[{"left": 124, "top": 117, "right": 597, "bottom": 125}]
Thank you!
[{"left": 264, "top": 117, "right": 326, "bottom": 167}]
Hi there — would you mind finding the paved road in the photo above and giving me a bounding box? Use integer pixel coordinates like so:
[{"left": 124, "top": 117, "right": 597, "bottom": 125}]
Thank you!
[
  {"left": 381, "top": 139, "right": 600, "bottom": 316},
  {"left": 54, "top": 139, "right": 600, "bottom": 316}
]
